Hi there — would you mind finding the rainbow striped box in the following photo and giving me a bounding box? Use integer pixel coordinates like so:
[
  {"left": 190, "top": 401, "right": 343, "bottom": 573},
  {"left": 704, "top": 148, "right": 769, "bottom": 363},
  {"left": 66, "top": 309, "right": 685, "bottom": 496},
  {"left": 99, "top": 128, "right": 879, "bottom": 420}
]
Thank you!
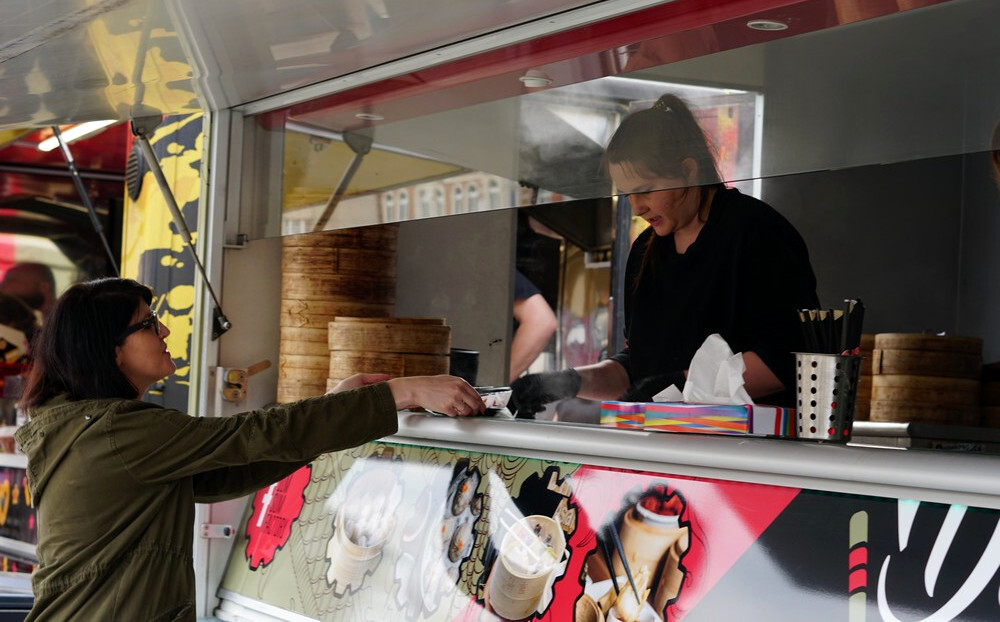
[
  {"left": 599, "top": 401, "right": 646, "bottom": 428},
  {"left": 643, "top": 402, "right": 794, "bottom": 438}
]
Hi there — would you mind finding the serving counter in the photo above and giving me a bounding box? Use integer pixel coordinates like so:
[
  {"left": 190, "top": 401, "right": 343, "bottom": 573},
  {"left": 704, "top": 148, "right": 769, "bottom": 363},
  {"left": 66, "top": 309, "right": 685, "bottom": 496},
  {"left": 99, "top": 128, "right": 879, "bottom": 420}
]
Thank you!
[{"left": 213, "top": 414, "right": 1000, "bottom": 621}]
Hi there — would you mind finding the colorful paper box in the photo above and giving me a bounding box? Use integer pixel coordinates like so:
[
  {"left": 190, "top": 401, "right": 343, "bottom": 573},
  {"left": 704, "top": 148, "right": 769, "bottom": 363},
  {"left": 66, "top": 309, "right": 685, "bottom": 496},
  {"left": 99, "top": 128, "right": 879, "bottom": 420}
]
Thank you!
[
  {"left": 599, "top": 401, "right": 645, "bottom": 429},
  {"left": 643, "top": 402, "right": 794, "bottom": 437}
]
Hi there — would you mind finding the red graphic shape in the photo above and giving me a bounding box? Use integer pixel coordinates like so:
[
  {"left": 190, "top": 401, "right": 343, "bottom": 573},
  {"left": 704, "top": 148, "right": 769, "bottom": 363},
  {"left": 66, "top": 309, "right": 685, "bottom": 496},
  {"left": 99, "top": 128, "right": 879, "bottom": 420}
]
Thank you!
[
  {"left": 849, "top": 546, "right": 868, "bottom": 570},
  {"left": 245, "top": 466, "right": 312, "bottom": 569},
  {"left": 849, "top": 567, "right": 867, "bottom": 593},
  {"left": 535, "top": 465, "right": 799, "bottom": 622}
]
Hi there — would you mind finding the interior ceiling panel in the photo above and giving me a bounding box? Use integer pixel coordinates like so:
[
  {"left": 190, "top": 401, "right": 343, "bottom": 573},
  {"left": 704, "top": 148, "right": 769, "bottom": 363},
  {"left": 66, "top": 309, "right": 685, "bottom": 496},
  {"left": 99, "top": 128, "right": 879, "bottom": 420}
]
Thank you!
[
  {"left": 278, "top": 0, "right": 957, "bottom": 133},
  {"left": 0, "top": 0, "right": 961, "bottom": 134},
  {"left": 0, "top": 0, "right": 599, "bottom": 130},
  {"left": 172, "top": 0, "right": 598, "bottom": 109}
]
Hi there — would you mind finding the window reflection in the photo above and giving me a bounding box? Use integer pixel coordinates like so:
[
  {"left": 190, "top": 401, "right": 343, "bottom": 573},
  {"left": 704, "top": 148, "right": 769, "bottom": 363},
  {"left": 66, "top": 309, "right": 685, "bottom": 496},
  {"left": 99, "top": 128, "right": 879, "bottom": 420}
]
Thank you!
[{"left": 249, "top": 0, "right": 1000, "bottom": 435}]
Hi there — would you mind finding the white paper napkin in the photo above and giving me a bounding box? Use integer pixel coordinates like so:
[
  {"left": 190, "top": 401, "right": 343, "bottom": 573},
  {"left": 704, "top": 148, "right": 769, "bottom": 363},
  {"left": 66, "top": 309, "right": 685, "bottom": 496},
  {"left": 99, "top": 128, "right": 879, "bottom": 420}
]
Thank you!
[{"left": 652, "top": 333, "right": 752, "bottom": 405}]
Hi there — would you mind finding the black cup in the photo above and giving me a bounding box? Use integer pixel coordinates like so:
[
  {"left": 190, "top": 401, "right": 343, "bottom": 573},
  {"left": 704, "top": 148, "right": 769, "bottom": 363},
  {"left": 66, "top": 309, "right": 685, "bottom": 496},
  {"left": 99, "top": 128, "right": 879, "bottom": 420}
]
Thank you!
[{"left": 449, "top": 348, "right": 479, "bottom": 385}]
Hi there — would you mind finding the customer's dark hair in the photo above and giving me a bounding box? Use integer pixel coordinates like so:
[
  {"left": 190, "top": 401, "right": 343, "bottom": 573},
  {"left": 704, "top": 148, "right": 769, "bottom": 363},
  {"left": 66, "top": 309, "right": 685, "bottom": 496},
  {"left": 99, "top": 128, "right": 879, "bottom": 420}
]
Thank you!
[{"left": 19, "top": 278, "right": 153, "bottom": 410}]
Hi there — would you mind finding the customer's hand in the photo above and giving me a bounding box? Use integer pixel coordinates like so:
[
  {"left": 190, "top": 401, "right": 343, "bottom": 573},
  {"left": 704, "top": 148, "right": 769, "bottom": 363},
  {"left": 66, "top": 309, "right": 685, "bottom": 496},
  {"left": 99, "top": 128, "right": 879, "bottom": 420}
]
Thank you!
[
  {"left": 387, "top": 375, "right": 485, "bottom": 416},
  {"left": 328, "top": 373, "right": 391, "bottom": 394},
  {"left": 510, "top": 369, "right": 582, "bottom": 418}
]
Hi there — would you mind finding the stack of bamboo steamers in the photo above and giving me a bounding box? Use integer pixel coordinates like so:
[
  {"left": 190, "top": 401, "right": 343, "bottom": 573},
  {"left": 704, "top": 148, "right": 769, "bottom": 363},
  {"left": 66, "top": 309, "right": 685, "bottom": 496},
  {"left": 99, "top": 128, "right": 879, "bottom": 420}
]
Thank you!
[
  {"left": 278, "top": 227, "right": 450, "bottom": 403},
  {"left": 869, "top": 333, "right": 983, "bottom": 427}
]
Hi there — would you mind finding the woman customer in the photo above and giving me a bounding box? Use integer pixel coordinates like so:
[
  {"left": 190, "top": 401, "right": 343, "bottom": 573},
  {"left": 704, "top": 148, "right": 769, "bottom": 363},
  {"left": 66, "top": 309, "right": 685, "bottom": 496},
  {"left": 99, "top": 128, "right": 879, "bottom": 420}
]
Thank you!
[
  {"left": 14, "top": 277, "right": 483, "bottom": 621},
  {"left": 512, "top": 94, "right": 819, "bottom": 417}
]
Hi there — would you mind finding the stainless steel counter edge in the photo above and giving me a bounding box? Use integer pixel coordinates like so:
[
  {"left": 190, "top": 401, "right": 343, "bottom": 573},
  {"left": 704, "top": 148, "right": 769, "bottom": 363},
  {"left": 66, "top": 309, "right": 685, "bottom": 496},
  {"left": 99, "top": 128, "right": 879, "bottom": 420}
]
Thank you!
[{"left": 391, "top": 413, "right": 1000, "bottom": 510}]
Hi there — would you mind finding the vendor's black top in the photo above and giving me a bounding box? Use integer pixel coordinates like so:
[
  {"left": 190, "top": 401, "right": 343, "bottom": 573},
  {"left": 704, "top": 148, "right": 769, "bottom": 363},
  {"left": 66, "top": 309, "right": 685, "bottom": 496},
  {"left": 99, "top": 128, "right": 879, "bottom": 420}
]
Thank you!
[{"left": 610, "top": 187, "right": 819, "bottom": 406}]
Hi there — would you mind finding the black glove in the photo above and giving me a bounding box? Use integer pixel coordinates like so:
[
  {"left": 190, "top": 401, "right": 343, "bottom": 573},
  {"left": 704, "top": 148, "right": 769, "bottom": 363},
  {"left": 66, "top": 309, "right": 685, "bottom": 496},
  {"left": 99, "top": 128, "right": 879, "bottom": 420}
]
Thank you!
[
  {"left": 620, "top": 371, "right": 687, "bottom": 403},
  {"left": 510, "top": 369, "right": 582, "bottom": 418}
]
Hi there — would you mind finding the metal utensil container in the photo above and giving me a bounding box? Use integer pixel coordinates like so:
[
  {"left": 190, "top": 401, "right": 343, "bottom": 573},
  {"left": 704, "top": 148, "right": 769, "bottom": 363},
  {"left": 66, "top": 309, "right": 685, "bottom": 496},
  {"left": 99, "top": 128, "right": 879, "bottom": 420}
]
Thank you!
[{"left": 795, "top": 353, "right": 862, "bottom": 442}]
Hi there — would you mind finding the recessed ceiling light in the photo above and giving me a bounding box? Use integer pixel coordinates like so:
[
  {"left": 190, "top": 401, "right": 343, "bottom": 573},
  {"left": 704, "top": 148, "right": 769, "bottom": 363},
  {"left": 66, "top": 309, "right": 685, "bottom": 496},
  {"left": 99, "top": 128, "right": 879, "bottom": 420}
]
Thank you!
[
  {"left": 355, "top": 112, "right": 384, "bottom": 121},
  {"left": 746, "top": 19, "right": 789, "bottom": 31},
  {"left": 519, "top": 70, "right": 553, "bottom": 88}
]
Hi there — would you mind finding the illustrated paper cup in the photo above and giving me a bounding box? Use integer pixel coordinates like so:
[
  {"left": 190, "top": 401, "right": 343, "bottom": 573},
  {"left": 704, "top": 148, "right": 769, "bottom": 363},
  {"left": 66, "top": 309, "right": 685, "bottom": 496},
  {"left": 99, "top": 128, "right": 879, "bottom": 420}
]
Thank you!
[
  {"left": 575, "top": 593, "right": 605, "bottom": 622},
  {"left": 614, "top": 505, "right": 683, "bottom": 591},
  {"left": 325, "top": 469, "right": 398, "bottom": 593},
  {"left": 326, "top": 507, "right": 386, "bottom": 592},
  {"left": 489, "top": 515, "right": 567, "bottom": 620}
]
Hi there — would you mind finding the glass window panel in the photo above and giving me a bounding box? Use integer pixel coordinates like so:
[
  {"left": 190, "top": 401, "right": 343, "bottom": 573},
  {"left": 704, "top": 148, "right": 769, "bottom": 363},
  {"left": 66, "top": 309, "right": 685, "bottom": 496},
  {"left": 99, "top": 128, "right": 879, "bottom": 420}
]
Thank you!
[{"left": 239, "top": 0, "right": 1000, "bottom": 432}]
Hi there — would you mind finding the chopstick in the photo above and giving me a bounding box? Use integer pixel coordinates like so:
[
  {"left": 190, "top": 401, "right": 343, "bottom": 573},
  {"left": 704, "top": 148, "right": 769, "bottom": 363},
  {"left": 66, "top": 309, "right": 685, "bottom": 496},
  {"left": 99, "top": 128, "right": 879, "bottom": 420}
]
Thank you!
[
  {"left": 604, "top": 523, "right": 642, "bottom": 606},
  {"left": 598, "top": 528, "right": 620, "bottom": 595},
  {"left": 840, "top": 300, "right": 851, "bottom": 353},
  {"left": 799, "top": 299, "right": 865, "bottom": 354},
  {"left": 477, "top": 539, "right": 498, "bottom": 591}
]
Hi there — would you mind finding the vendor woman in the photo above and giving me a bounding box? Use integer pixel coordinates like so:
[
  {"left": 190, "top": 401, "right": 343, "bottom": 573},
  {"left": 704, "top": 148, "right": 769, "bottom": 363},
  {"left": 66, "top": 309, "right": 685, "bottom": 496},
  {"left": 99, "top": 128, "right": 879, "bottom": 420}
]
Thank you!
[{"left": 512, "top": 94, "right": 819, "bottom": 416}]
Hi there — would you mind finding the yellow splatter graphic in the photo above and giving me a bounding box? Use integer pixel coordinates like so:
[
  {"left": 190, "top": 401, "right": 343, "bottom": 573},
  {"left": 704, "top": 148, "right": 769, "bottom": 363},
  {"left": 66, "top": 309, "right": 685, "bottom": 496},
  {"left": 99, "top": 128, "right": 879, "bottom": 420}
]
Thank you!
[{"left": 122, "top": 113, "right": 203, "bottom": 410}]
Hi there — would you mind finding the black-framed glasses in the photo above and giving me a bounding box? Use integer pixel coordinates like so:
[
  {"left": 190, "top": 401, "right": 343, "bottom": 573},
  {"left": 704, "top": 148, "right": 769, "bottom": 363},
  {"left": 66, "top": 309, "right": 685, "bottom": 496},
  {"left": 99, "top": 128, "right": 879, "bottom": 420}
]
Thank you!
[{"left": 117, "top": 311, "right": 161, "bottom": 343}]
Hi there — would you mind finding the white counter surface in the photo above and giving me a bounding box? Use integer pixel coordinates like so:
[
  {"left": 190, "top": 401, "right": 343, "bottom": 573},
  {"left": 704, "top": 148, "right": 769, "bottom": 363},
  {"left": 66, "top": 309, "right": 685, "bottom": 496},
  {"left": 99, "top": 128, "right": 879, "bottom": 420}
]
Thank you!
[{"left": 391, "top": 413, "right": 1000, "bottom": 510}]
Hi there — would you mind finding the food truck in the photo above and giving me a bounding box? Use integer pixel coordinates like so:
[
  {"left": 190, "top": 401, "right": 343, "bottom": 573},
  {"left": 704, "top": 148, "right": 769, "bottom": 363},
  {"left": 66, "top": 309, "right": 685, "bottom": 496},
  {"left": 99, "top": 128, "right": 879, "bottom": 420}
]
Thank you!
[{"left": 2, "top": 0, "right": 1000, "bottom": 620}]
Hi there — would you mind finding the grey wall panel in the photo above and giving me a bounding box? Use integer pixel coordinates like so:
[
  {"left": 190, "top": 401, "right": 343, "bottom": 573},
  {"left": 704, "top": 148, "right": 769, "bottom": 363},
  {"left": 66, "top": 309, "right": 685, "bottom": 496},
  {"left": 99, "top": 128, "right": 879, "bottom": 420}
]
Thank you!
[
  {"left": 396, "top": 209, "right": 517, "bottom": 386},
  {"left": 762, "top": 157, "right": 965, "bottom": 338}
]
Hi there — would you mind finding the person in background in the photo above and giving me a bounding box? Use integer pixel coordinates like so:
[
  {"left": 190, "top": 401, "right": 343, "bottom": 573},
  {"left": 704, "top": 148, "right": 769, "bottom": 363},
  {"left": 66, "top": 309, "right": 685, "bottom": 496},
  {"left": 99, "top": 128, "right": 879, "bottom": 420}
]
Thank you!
[
  {"left": 14, "top": 277, "right": 483, "bottom": 621},
  {"left": 0, "top": 262, "right": 56, "bottom": 317},
  {"left": 511, "top": 94, "right": 819, "bottom": 418},
  {"left": 510, "top": 269, "right": 558, "bottom": 382},
  {"left": 0, "top": 292, "right": 39, "bottom": 364}
]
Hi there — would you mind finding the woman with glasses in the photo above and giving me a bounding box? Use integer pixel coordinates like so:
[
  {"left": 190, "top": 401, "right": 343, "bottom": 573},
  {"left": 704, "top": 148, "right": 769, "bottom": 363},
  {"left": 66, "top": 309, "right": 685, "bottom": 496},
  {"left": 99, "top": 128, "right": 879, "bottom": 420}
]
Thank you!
[{"left": 14, "top": 277, "right": 483, "bottom": 622}]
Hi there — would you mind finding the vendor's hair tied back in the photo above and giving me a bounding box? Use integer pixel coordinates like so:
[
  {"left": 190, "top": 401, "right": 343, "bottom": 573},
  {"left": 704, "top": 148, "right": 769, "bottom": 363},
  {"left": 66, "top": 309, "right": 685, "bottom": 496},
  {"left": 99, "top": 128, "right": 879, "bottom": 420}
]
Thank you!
[{"left": 652, "top": 98, "right": 673, "bottom": 113}]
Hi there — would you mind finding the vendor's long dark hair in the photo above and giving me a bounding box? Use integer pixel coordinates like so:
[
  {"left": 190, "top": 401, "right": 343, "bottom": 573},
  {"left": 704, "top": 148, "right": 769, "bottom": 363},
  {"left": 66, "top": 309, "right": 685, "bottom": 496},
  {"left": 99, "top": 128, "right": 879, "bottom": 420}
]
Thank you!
[
  {"left": 19, "top": 278, "right": 153, "bottom": 411},
  {"left": 605, "top": 94, "right": 725, "bottom": 288}
]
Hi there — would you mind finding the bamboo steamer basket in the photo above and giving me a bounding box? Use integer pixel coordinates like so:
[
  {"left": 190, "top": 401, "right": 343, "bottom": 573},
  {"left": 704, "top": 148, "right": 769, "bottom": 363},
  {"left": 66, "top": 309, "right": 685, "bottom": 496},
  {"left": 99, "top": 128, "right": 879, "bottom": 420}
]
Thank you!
[
  {"left": 281, "top": 299, "right": 393, "bottom": 329},
  {"left": 282, "top": 226, "right": 399, "bottom": 252},
  {"left": 279, "top": 327, "right": 328, "bottom": 356},
  {"left": 870, "top": 400, "right": 980, "bottom": 427},
  {"left": 281, "top": 273, "right": 396, "bottom": 304},
  {"left": 869, "top": 333, "right": 982, "bottom": 425},
  {"left": 281, "top": 247, "right": 396, "bottom": 276},
  {"left": 280, "top": 353, "right": 330, "bottom": 371},
  {"left": 328, "top": 317, "right": 451, "bottom": 355},
  {"left": 280, "top": 227, "right": 398, "bottom": 312},
  {"left": 278, "top": 226, "right": 398, "bottom": 403},
  {"left": 329, "top": 351, "right": 449, "bottom": 380},
  {"left": 871, "top": 334, "right": 982, "bottom": 379},
  {"left": 873, "top": 333, "right": 982, "bottom": 355},
  {"left": 277, "top": 376, "right": 328, "bottom": 404},
  {"left": 871, "top": 348, "right": 982, "bottom": 379},
  {"left": 326, "top": 317, "right": 451, "bottom": 391},
  {"left": 859, "top": 334, "right": 875, "bottom": 374},
  {"left": 855, "top": 375, "right": 872, "bottom": 421},
  {"left": 872, "top": 375, "right": 979, "bottom": 407}
]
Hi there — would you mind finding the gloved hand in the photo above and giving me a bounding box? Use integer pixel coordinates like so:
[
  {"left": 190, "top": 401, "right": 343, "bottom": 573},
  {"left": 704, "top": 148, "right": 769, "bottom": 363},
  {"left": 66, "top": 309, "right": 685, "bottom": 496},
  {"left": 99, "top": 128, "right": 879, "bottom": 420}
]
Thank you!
[
  {"left": 510, "top": 369, "right": 582, "bottom": 418},
  {"left": 620, "top": 370, "right": 686, "bottom": 403}
]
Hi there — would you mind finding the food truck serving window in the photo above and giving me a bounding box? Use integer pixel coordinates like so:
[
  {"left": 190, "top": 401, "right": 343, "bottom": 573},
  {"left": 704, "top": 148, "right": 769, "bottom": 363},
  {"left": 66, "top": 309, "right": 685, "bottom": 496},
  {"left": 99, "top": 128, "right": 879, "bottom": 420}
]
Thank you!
[{"left": 235, "top": 0, "right": 1000, "bottom": 448}]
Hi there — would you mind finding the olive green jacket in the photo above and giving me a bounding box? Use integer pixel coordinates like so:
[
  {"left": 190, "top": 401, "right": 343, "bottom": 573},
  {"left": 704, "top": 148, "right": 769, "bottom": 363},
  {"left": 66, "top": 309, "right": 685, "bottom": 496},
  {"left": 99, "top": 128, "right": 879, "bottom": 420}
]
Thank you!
[{"left": 13, "top": 383, "right": 397, "bottom": 621}]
